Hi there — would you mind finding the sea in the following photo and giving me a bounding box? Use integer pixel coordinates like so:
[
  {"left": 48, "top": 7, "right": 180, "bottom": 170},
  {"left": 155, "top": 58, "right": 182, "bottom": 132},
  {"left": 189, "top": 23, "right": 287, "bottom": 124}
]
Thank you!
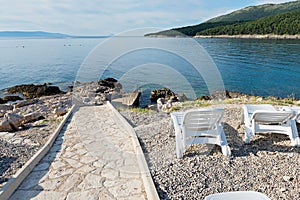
[{"left": 1, "top": 37, "right": 300, "bottom": 100}]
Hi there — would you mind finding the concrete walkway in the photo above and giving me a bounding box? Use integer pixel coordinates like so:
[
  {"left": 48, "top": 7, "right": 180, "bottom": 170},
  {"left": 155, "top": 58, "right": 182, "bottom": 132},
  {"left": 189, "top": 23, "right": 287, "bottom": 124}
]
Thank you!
[{"left": 9, "top": 105, "right": 153, "bottom": 199}]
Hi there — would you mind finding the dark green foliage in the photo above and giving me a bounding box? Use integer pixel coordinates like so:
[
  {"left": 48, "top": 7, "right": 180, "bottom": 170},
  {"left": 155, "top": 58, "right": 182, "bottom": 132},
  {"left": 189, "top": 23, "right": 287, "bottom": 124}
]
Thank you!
[
  {"left": 197, "top": 9, "right": 300, "bottom": 36},
  {"left": 145, "top": 21, "right": 242, "bottom": 37},
  {"left": 145, "top": 0, "right": 300, "bottom": 37}
]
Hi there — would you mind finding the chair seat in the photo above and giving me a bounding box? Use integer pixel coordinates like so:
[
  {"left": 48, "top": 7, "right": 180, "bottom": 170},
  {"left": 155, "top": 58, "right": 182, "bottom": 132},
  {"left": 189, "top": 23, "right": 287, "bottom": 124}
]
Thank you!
[
  {"left": 204, "top": 191, "right": 271, "bottom": 200},
  {"left": 171, "top": 108, "right": 231, "bottom": 158},
  {"left": 242, "top": 104, "right": 300, "bottom": 146}
]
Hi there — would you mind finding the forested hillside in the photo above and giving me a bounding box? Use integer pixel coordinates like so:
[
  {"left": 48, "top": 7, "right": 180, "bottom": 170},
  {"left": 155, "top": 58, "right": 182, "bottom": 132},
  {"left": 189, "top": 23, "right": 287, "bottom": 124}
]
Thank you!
[
  {"left": 197, "top": 9, "right": 300, "bottom": 36},
  {"left": 145, "top": 0, "right": 300, "bottom": 37}
]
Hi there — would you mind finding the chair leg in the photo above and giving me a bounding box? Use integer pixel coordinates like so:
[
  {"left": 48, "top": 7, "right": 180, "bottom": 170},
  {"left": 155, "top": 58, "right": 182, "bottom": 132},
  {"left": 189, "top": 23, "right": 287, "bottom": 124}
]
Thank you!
[
  {"left": 175, "top": 133, "right": 184, "bottom": 158},
  {"left": 296, "top": 137, "right": 300, "bottom": 146},
  {"left": 244, "top": 126, "right": 252, "bottom": 144},
  {"left": 221, "top": 145, "right": 231, "bottom": 156},
  {"left": 289, "top": 120, "right": 300, "bottom": 147}
]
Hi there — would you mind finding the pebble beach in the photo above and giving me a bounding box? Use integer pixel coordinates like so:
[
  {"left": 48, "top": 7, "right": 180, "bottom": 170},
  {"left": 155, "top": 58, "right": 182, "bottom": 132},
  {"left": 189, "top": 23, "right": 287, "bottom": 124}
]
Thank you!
[
  {"left": 121, "top": 104, "right": 300, "bottom": 200},
  {"left": 1, "top": 85, "right": 300, "bottom": 199},
  {"left": 0, "top": 93, "right": 72, "bottom": 189}
]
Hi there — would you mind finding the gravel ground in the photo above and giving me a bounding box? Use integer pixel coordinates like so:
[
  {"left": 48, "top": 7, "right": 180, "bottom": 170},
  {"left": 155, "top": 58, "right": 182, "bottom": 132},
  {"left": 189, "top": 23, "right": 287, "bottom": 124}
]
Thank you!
[
  {"left": 121, "top": 104, "right": 300, "bottom": 200},
  {"left": 0, "top": 94, "right": 72, "bottom": 189},
  {"left": 0, "top": 119, "right": 61, "bottom": 188}
]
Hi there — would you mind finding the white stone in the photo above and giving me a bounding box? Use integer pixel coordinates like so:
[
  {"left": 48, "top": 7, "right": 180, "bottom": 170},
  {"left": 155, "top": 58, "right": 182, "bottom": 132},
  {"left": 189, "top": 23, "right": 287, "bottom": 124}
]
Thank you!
[
  {"left": 101, "top": 168, "right": 119, "bottom": 180},
  {"left": 23, "top": 112, "right": 43, "bottom": 124},
  {"left": 51, "top": 161, "right": 66, "bottom": 170},
  {"left": 74, "top": 165, "right": 95, "bottom": 174},
  {"left": 77, "top": 174, "right": 105, "bottom": 190},
  {"left": 59, "top": 173, "right": 82, "bottom": 192},
  {"left": 80, "top": 156, "right": 97, "bottom": 164},
  {"left": 65, "top": 158, "right": 83, "bottom": 169},
  {"left": 107, "top": 179, "right": 143, "bottom": 198},
  {"left": 66, "top": 190, "right": 99, "bottom": 200},
  {"left": 48, "top": 168, "right": 74, "bottom": 179},
  {"left": 38, "top": 178, "right": 63, "bottom": 190}
]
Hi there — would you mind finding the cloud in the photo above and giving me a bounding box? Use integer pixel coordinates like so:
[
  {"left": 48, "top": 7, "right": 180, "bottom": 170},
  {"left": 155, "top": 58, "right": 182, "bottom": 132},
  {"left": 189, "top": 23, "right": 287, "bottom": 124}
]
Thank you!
[
  {"left": 0, "top": 0, "right": 213, "bottom": 35},
  {"left": 0, "top": 0, "right": 296, "bottom": 35}
]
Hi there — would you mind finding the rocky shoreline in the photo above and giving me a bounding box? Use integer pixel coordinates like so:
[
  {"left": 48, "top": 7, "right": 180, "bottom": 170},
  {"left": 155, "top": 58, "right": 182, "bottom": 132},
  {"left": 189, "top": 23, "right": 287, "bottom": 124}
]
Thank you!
[
  {"left": 146, "top": 34, "right": 300, "bottom": 39},
  {"left": 0, "top": 93, "right": 72, "bottom": 188},
  {"left": 1, "top": 80, "right": 300, "bottom": 199},
  {"left": 194, "top": 34, "right": 300, "bottom": 39},
  {"left": 0, "top": 78, "right": 123, "bottom": 189}
]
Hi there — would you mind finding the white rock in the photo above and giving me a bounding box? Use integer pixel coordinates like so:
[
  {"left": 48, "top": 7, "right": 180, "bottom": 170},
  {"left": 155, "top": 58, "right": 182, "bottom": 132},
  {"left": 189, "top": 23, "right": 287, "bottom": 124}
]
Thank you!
[
  {"left": 4, "top": 113, "right": 24, "bottom": 130},
  {"left": 279, "top": 187, "right": 287, "bottom": 192},
  {"left": 256, "top": 97, "right": 263, "bottom": 102},
  {"left": 23, "top": 112, "right": 44, "bottom": 124}
]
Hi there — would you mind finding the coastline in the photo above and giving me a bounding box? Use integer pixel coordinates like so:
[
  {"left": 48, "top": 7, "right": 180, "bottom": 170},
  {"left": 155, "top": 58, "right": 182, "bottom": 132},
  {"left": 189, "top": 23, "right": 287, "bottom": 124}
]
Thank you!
[
  {"left": 1, "top": 81, "right": 300, "bottom": 198},
  {"left": 146, "top": 34, "right": 300, "bottom": 39},
  {"left": 194, "top": 34, "right": 300, "bottom": 39}
]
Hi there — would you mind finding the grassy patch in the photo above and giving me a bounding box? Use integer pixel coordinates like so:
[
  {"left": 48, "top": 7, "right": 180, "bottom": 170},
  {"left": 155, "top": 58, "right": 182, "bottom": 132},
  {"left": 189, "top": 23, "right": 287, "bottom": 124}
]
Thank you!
[
  {"left": 41, "top": 119, "right": 49, "bottom": 124},
  {"left": 119, "top": 107, "right": 154, "bottom": 113}
]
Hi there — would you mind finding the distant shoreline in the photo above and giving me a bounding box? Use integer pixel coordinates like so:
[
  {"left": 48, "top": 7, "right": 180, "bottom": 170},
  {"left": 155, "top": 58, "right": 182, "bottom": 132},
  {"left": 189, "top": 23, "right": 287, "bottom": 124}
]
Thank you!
[{"left": 194, "top": 34, "right": 300, "bottom": 39}]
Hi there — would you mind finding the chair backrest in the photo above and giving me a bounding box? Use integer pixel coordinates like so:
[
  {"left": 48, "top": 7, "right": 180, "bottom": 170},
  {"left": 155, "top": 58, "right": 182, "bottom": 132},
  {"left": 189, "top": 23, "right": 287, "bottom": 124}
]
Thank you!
[
  {"left": 182, "top": 108, "right": 224, "bottom": 135},
  {"left": 245, "top": 104, "right": 276, "bottom": 113},
  {"left": 252, "top": 110, "right": 294, "bottom": 124}
]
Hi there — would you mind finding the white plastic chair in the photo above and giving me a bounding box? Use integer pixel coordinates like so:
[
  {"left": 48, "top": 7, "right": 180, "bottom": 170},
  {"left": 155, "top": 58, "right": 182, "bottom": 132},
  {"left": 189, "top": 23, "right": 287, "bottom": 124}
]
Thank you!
[
  {"left": 204, "top": 191, "right": 271, "bottom": 200},
  {"left": 281, "top": 106, "right": 300, "bottom": 123},
  {"left": 242, "top": 104, "right": 299, "bottom": 146},
  {"left": 171, "top": 108, "right": 231, "bottom": 158}
]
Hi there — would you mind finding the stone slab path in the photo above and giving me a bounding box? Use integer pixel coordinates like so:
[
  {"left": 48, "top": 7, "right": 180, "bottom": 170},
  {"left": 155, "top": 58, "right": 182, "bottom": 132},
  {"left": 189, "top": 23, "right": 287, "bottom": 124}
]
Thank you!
[{"left": 9, "top": 105, "right": 148, "bottom": 200}]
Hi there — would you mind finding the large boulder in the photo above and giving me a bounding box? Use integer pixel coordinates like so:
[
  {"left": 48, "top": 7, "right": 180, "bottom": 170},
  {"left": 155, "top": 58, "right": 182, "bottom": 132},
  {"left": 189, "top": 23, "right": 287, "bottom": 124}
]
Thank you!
[
  {"left": 7, "top": 83, "right": 64, "bottom": 99},
  {"left": 23, "top": 112, "right": 45, "bottom": 124},
  {"left": 0, "top": 104, "right": 13, "bottom": 112},
  {"left": 4, "top": 113, "right": 24, "bottom": 130},
  {"left": 150, "top": 88, "right": 175, "bottom": 102},
  {"left": 0, "top": 119, "right": 12, "bottom": 132},
  {"left": 0, "top": 113, "right": 24, "bottom": 131},
  {"left": 2, "top": 96, "right": 23, "bottom": 103},
  {"left": 97, "top": 78, "right": 122, "bottom": 93},
  {"left": 53, "top": 107, "right": 68, "bottom": 116},
  {"left": 98, "top": 78, "right": 118, "bottom": 88},
  {"left": 0, "top": 98, "right": 6, "bottom": 104},
  {"left": 13, "top": 99, "right": 37, "bottom": 109}
]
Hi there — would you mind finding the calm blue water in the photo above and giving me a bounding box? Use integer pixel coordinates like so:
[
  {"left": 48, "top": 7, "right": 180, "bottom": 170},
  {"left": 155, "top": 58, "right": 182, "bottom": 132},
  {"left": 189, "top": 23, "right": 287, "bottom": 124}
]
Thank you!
[{"left": 1, "top": 37, "right": 300, "bottom": 99}]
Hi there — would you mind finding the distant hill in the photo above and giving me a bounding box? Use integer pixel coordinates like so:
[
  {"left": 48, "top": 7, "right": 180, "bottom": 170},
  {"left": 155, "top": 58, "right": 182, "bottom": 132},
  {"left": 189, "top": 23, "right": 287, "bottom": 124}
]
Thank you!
[
  {"left": 206, "top": 0, "right": 300, "bottom": 23},
  {"left": 0, "top": 31, "right": 71, "bottom": 38},
  {"left": 145, "top": 0, "right": 300, "bottom": 37},
  {"left": 197, "top": 9, "right": 300, "bottom": 36}
]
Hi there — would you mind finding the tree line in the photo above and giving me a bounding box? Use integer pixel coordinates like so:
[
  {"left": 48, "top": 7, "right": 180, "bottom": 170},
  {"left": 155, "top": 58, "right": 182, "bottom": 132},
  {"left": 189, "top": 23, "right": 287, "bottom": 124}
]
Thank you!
[{"left": 197, "top": 9, "right": 300, "bottom": 36}]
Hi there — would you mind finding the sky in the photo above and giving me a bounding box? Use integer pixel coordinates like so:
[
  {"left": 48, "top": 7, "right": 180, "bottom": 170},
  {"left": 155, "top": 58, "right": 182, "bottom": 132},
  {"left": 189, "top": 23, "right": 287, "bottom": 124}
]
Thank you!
[{"left": 0, "top": 0, "right": 295, "bottom": 36}]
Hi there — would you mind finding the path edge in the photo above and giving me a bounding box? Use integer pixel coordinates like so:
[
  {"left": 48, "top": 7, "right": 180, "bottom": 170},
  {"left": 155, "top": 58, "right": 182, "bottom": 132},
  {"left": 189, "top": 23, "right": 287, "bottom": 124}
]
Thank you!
[
  {"left": 107, "top": 102, "right": 160, "bottom": 200},
  {"left": 0, "top": 105, "right": 75, "bottom": 200}
]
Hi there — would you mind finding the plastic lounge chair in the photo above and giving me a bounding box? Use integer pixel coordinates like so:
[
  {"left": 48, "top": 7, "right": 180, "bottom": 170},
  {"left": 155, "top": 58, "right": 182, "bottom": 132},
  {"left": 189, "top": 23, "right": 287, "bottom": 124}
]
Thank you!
[
  {"left": 204, "top": 191, "right": 271, "bottom": 200},
  {"left": 242, "top": 104, "right": 300, "bottom": 146},
  {"left": 281, "top": 106, "right": 300, "bottom": 123},
  {"left": 171, "top": 108, "right": 231, "bottom": 158}
]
